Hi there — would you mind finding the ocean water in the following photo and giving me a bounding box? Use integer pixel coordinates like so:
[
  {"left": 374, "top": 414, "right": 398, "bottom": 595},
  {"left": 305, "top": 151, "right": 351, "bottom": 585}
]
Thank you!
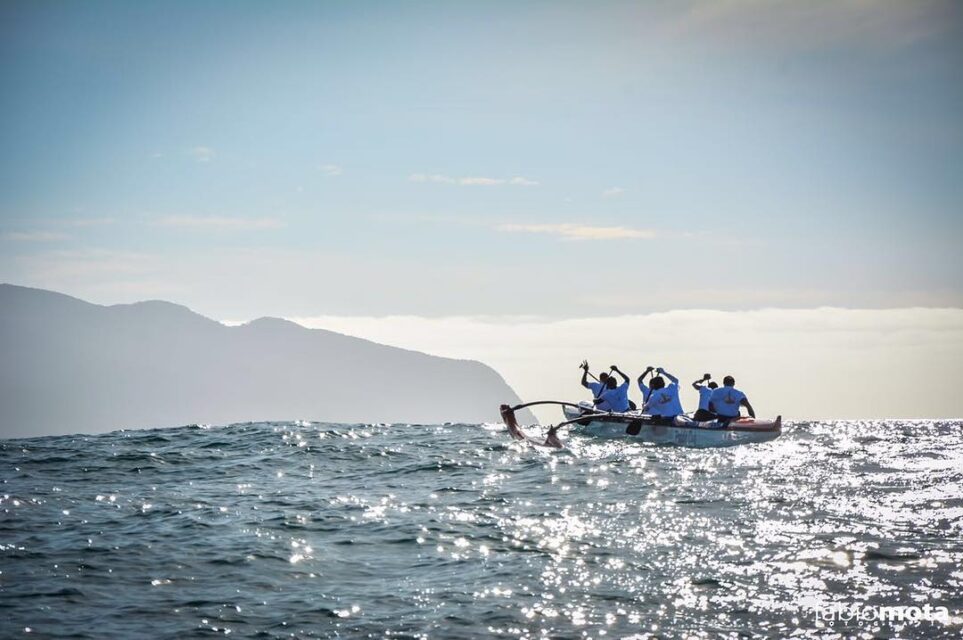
[{"left": 1, "top": 420, "right": 961, "bottom": 639}]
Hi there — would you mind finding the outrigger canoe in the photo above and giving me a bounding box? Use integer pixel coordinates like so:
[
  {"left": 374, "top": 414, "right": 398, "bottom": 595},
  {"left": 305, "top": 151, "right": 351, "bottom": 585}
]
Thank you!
[{"left": 500, "top": 401, "right": 781, "bottom": 449}]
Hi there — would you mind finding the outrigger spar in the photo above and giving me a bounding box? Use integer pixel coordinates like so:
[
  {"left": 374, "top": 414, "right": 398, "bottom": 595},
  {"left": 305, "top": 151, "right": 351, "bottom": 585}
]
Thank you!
[{"left": 500, "top": 401, "right": 611, "bottom": 449}]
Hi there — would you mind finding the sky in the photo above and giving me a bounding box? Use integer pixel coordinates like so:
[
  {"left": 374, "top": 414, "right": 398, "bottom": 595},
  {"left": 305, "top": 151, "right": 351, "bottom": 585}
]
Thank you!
[{"left": 1, "top": 1, "right": 962, "bottom": 418}]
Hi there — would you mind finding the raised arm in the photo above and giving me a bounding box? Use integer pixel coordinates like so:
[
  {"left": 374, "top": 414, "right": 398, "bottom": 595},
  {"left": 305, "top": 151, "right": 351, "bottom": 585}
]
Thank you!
[
  {"left": 657, "top": 367, "right": 678, "bottom": 385},
  {"left": 741, "top": 397, "right": 756, "bottom": 418},
  {"left": 610, "top": 365, "right": 629, "bottom": 385},
  {"left": 637, "top": 366, "right": 654, "bottom": 384},
  {"left": 692, "top": 373, "right": 710, "bottom": 390},
  {"left": 580, "top": 360, "right": 591, "bottom": 389},
  {"left": 637, "top": 366, "right": 654, "bottom": 399}
]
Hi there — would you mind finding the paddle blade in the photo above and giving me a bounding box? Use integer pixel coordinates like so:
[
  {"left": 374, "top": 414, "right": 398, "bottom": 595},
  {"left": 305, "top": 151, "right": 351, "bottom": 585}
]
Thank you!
[{"left": 625, "top": 419, "right": 644, "bottom": 436}]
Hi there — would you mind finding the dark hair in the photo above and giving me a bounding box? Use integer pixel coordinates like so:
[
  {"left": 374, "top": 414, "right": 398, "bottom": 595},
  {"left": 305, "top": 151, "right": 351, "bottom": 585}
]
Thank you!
[
  {"left": 708, "top": 381, "right": 718, "bottom": 389},
  {"left": 599, "top": 372, "right": 610, "bottom": 381},
  {"left": 605, "top": 377, "right": 617, "bottom": 389},
  {"left": 650, "top": 376, "right": 665, "bottom": 390},
  {"left": 723, "top": 376, "right": 735, "bottom": 387}
]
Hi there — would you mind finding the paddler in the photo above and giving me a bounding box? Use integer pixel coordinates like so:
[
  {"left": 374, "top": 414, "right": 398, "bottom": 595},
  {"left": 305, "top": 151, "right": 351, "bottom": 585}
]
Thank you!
[
  {"left": 710, "top": 376, "right": 756, "bottom": 419},
  {"left": 579, "top": 360, "right": 611, "bottom": 408},
  {"left": 638, "top": 366, "right": 684, "bottom": 422},
  {"left": 595, "top": 365, "right": 631, "bottom": 412},
  {"left": 691, "top": 374, "right": 719, "bottom": 421}
]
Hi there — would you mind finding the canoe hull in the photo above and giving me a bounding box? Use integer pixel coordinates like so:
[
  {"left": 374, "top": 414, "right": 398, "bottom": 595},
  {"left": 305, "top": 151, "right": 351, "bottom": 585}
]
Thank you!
[{"left": 562, "top": 405, "right": 781, "bottom": 448}]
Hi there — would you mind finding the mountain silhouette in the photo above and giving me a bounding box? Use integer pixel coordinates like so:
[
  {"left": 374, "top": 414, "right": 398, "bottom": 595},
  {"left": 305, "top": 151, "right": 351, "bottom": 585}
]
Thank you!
[{"left": 0, "top": 284, "right": 532, "bottom": 438}]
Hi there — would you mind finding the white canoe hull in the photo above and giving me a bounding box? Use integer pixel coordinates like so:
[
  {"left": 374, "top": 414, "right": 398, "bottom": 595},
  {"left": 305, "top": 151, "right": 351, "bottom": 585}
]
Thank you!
[{"left": 562, "top": 405, "right": 781, "bottom": 448}]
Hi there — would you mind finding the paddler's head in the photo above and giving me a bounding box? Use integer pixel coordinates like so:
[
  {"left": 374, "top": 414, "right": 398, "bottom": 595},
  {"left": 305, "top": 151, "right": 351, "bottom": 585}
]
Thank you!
[
  {"left": 598, "top": 372, "right": 610, "bottom": 384},
  {"left": 650, "top": 376, "right": 665, "bottom": 390},
  {"left": 708, "top": 381, "right": 718, "bottom": 389},
  {"left": 605, "top": 377, "right": 617, "bottom": 389},
  {"left": 723, "top": 376, "right": 735, "bottom": 387}
]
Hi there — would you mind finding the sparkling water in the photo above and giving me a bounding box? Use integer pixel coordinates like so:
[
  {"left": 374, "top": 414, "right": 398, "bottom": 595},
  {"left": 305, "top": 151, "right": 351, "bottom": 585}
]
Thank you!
[{"left": 2, "top": 420, "right": 961, "bottom": 638}]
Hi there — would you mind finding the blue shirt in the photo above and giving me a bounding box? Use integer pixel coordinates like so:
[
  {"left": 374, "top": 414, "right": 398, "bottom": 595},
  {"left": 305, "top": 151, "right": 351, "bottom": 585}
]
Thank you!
[
  {"left": 598, "top": 382, "right": 630, "bottom": 412},
  {"left": 710, "top": 386, "right": 747, "bottom": 417},
  {"left": 697, "top": 386, "right": 713, "bottom": 411},
  {"left": 641, "top": 382, "right": 684, "bottom": 417}
]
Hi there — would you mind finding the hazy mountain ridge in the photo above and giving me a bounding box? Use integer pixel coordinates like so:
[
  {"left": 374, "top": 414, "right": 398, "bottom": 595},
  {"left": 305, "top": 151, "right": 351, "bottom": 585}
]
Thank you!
[{"left": 0, "top": 284, "right": 531, "bottom": 438}]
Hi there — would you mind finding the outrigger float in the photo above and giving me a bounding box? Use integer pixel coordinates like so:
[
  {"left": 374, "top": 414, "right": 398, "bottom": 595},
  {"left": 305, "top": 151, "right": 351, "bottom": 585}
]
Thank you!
[{"left": 500, "top": 401, "right": 781, "bottom": 449}]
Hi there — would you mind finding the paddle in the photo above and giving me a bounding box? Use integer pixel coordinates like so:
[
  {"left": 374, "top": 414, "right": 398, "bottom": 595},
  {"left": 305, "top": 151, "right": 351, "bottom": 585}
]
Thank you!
[
  {"left": 626, "top": 420, "right": 644, "bottom": 436},
  {"left": 580, "top": 361, "right": 608, "bottom": 409},
  {"left": 625, "top": 418, "right": 645, "bottom": 436},
  {"left": 627, "top": 366, "right": 655, "bottom": 435},
  {"left": 581, "top": 363, "right": 601, "bottom": 384}
]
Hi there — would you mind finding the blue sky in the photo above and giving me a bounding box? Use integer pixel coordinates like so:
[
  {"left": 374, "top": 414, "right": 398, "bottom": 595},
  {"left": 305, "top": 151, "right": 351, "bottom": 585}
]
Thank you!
[{"left": 1, "top": 0, "right": 961, "bottom": 319}]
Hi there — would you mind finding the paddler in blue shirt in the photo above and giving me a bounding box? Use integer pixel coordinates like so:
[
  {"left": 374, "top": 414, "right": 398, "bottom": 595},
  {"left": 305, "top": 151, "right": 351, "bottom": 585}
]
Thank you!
[
  {"left": 638, "top": 366, "right": 684, "bottom": 421},
  {"left": 691, "top": 373, "right": 718, "bottom": 421},
  {"left": 579, "top": 360, "right": 611, "bottom": 408},
  {"left": 595, "top": 365, "right": 631, "bottom": 412},
  {"left": 709, "top": 376, "right": 756, "bottom": 419}
]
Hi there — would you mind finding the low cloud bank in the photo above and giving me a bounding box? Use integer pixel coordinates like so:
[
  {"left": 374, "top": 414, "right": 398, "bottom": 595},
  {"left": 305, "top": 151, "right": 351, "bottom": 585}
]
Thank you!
[
  {"left": 495, "top": 223, "right": 655, "bottom": 241},
  {"left": 290, "top": 308, "right": 963, "bottom": 422}
]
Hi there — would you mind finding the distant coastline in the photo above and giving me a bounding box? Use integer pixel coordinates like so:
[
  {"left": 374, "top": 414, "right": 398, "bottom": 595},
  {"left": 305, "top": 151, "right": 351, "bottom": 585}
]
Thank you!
[{"left": 0, "top": 284, "right": 534, "bottom": 439}]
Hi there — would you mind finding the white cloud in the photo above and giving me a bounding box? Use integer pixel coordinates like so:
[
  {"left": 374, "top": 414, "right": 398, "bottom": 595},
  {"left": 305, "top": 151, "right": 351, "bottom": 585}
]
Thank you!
[
  {"left": 409, "top": 173, "right": 538, "bottom": 186},
  {"left": 319, "top": 164, "right": 342, "bottom": 176},
  {"left": 509, "top": 176, "right": 540, "bottom": 186},
  {"left": 152, "top": 215, "right": 284, "bottom": 230},
  {"left": 602, "top": 187, "right": 625, "bottom": 198},
  {"left": 289, "top": 308, "right": 963, "bottom": 422},
  {"left": 459, "top": 177, "right": 505, "bottom": 186},
  {"left": 496, "top": 222, "right": 655, "bottom": 241},
  {"left": 1, "top": 231, "right": 68, "bottom": 242},
  {"left": 189, "top": 146, "right": 216, "bottom": 163}
]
